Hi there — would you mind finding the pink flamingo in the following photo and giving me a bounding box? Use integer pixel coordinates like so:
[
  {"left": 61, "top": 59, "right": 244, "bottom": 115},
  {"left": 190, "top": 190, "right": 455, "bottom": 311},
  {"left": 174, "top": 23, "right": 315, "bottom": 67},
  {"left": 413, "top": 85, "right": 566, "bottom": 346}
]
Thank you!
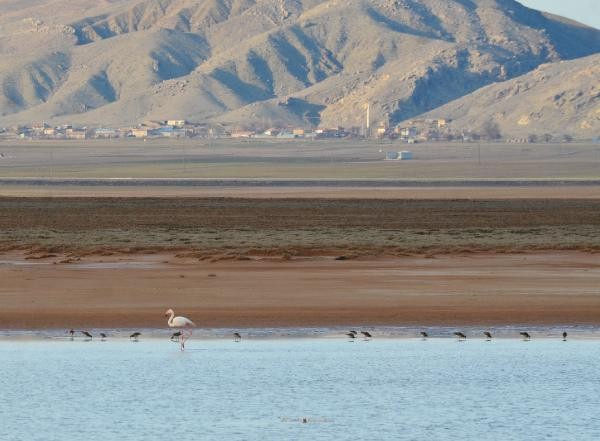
[{"left": 165, "top": 309, "right": 195, "bottom": 350}]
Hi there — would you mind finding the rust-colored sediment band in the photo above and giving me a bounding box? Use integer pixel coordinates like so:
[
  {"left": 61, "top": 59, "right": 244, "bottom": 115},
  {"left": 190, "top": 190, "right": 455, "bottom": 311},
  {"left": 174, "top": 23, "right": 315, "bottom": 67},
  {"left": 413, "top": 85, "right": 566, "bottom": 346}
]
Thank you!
[{"left": 2, "top": 252, "right": 599, "bottom": 329}]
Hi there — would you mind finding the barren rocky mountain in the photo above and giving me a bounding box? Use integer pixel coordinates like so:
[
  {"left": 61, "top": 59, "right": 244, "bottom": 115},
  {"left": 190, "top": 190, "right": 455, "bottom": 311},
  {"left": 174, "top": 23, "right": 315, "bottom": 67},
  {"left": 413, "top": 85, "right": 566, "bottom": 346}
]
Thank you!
[
  {"left": 0, "top": 0, "right": 598, "bottom": 135},
  {"left": 424, "top": 53, "right": 599, "bottom": 139}
]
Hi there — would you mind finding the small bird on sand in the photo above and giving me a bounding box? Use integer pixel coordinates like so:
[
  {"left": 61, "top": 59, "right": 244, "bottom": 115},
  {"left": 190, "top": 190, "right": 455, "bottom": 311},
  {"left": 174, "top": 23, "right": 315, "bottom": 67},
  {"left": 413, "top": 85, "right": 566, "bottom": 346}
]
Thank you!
[
  {"left": 484, "top": 331, "right": 492, "bottom": 340},
  {"left": 361, "top": 331, "right": 372, "bottom": 339},
  {"left": 170, "top": 331, "right": 182, "bottom": 342},
  {"left": 233, "top": 332, "right": 242, "bottom": 342},
  {"left": 100, "top": 333, "right": 107, "bottom": 340},
  {"left": 520, "top": 332, "right": 531, "bottom": 340},
  {"left": 454, "top": 332, "right": 467, "bottom": 340},
  {"left": 562, "top": 332, "right": 568, "bottom": 341},
  {"left": 346, "top": 333, "right": 356, "bottom": 340},
  {"left": 81, "top": 331, "right": 93, "bottom": 339},
  {"left": 130, "top": 332, "right": 141, "bottom": 341},
  {"left": 420, "top": 331, "right": 428, "bottom": 339}
]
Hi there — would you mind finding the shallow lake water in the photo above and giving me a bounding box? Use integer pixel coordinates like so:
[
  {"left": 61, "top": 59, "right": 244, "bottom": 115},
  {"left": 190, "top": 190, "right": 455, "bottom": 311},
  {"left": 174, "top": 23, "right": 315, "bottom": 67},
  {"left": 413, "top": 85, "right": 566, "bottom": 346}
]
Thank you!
[{"left": 1, "top": 338, "right": 600, "bottom": 441}]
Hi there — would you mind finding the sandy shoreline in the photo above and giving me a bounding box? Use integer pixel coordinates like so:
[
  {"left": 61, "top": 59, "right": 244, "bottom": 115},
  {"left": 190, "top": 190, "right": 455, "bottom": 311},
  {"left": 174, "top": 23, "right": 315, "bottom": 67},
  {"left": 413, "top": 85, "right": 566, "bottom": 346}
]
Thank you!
[
  {"left": 1, "top": 326, "right": 597, "bottom": 340},
  {"left": 2, "top": 251, "right": 600, "bottom": 329}
]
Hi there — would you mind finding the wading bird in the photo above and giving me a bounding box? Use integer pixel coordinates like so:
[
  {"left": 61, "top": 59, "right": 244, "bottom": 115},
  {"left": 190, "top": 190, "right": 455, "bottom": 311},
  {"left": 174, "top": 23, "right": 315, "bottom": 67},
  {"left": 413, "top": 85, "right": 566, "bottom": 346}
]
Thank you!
[
  {"left": 346, "top": 332, "right": 356, "bottom": 340},
  {"left": 100, "top": 333, "right": 107, "bottom": 340},
  {"left": 68, "top": 329, "right": 75, "bottom": 339},
  {"left": 454, "top": 332, "right": 467, "bottom": 340},
  {"left": 484, "top": 331, "right": 492, "bottom": 340},
  {"left": 82, "top": 331, "right": 93, "bottom": 340},
  {"left": 562, "top": 332, "right": 568, "bottom": 341},
  {"left": 165, "top": 309, "right": 196, "bottom": 351},
  {"left": 234, "top": 332, "right": 242, "bottom": 342},
  {"left": 349, "top": 330, "right": 358, "bottom": 336},
  {"left": 130, "top": 332, "right": 141, "bottom": 341},
  {"left": 420, "top": 331, "right": 428, "bottom": 339},
  {"left": 361, "top": 331, "right": 372, "bottom": 339},
  {"left": 170, "top": 332, "right": 182, "bottom": 342},
  {"left": 520, "top": 332, "right": 531, "bottom": 340}
]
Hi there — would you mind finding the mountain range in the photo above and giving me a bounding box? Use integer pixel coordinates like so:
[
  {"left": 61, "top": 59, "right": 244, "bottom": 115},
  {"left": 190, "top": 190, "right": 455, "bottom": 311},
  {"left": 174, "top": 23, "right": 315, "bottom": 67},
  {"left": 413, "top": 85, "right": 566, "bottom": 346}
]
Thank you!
[{"left": 0, "top": 0, "right": 598, "bottom": 137}]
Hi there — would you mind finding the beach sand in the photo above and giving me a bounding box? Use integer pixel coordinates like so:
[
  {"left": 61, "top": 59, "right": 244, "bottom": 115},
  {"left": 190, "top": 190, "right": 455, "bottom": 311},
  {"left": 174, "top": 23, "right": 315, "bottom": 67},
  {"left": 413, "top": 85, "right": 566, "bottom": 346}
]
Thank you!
[{"left": 2, "top": 251, "right": 600, "bottom": 329}]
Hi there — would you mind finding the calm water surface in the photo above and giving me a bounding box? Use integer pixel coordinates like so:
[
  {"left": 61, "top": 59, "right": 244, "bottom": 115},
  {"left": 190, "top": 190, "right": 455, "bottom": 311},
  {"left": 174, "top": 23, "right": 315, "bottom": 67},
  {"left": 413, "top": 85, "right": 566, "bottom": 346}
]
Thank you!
[{"left": 1, "top": 339, "right": 599, "bottom": 440}]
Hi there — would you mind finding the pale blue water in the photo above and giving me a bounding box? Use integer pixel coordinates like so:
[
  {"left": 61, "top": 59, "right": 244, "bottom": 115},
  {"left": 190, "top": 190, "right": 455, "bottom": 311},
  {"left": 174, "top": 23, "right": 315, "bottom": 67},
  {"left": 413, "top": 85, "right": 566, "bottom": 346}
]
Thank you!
[{"left": 1, "top": 338, "right": 600, "bottom": 441}]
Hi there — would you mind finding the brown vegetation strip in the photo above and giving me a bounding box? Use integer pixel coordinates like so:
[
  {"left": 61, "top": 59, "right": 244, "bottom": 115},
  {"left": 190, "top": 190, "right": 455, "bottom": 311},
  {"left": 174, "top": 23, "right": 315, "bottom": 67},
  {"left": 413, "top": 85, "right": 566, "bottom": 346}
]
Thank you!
[
  {"left": 1, "top": 197, "right": 600, "bottom": 256},
  {"left": 2, "top": 197, "right": 600, "bottom": 230}
]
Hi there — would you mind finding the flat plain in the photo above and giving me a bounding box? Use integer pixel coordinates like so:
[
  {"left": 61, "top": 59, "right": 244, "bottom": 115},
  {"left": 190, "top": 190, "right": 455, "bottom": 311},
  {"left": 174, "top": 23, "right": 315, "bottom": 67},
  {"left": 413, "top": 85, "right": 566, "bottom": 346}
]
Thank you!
[
  {"left": 1, "top": 140, "right": 600, "bottom": 329},
  {"left": 1, "top": 139, "right": 600, "bottom": 179}
]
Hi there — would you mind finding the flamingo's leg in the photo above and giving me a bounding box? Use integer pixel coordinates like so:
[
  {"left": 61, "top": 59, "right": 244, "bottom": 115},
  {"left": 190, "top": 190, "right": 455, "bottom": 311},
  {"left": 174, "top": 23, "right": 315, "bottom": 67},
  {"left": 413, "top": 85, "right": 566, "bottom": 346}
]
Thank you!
[{"left": 184, "top": 329, "right": 192, "bottom": 349}]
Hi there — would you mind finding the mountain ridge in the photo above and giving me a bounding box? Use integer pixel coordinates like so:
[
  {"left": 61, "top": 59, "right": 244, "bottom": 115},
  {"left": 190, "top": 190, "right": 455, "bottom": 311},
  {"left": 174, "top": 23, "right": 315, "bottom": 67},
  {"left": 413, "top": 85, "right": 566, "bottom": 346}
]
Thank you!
[{"left": 0, "top": 0, "right": 598, "bottom": 136}]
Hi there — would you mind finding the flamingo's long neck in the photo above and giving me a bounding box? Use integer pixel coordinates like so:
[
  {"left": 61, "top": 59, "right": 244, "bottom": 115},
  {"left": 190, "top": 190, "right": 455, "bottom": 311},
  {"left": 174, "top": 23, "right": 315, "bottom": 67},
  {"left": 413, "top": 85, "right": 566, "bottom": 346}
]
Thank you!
[{"left": 167, "top": 311, "right": 175, "bottom": 327}]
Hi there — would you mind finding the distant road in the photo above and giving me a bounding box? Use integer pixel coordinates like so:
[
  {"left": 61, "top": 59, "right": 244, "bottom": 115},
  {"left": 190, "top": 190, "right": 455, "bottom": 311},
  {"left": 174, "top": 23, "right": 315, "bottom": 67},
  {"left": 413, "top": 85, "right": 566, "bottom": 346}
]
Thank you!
[{"left": 1, "top": 178, "right": 600, "bottom": 187}]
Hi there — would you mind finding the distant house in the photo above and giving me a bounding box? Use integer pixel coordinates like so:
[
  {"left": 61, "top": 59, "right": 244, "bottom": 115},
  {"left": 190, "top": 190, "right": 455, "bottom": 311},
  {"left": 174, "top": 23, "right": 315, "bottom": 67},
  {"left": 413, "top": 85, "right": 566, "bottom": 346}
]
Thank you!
[
  {"left": 292, "top": 128, "right": 306, "bottom": 136},
  {"left": 156, "top": 126, "right": 187, "bottom": 138},
  {"left": 264, "top": 128, "right": 280, "bottom": 136},
  {"left": 94, "top": 128, "right": 118, "bottom": 138},
  {"left": 167, "top": 120, "right": 186, "bottom": 128},
  {"left": 385, "top": 151, "right": 413, "bottom": 160},
  {"left": 131, "top": 128, "right": 148, "bottom": 138},
  {"left": 315, "top": 127, "right": 346, "bottom": 139},
  {"left": 398, "top": 127, "right": 418, "bottom": 138},
  {"left": 66, "top": 128, "right": 86, "bottom": 140},
  {"left": 231, "top": 131, "right": 255, "bottom": 138},
  {"left": 32, "top": 122, "right": 49, "bottom": 131},
  {"left": 277, "top": 132, "right": 297, "bottom": 139}
]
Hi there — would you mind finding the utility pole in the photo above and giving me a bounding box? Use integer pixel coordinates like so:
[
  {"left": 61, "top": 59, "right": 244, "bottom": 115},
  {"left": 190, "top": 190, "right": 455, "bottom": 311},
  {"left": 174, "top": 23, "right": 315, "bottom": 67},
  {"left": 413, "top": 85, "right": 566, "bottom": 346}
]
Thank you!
[
  {"left": 50, "top": 150, "right": 54, "bottom": 178},
  {"left": 366, "top": 102, "right": 370, "bottom": 139}
]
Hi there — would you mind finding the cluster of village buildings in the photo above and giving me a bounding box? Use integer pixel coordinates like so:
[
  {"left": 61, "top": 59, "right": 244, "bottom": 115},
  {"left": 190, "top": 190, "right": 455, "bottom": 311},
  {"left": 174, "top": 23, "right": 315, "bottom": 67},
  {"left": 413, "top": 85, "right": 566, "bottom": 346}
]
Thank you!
[{"left": 0, "top": 118, "right": 505, "bottom": 143}]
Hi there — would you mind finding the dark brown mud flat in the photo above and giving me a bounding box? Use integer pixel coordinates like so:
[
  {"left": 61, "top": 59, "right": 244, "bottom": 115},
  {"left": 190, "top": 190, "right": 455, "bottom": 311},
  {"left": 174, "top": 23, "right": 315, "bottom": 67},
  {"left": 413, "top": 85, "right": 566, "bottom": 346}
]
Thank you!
[{"left": 1, "top": 197, "right": 600, "bottom": 255}]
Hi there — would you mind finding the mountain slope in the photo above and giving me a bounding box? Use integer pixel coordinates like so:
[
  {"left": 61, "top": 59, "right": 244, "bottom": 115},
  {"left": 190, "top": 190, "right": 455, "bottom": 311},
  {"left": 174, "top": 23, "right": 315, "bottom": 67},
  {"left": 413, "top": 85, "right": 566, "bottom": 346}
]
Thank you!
[
  {"left": 422, "top": 53, "right": 599, "bottom": 138},
  {"left": 0, "top": 0, "right": 598, "bottom": 132}
]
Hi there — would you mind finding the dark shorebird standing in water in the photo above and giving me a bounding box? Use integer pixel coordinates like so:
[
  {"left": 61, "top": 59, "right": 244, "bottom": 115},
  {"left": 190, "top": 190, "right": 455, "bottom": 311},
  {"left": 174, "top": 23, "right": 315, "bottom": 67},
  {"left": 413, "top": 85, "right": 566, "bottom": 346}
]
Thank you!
[
  {"left": 349, "top": 330, "right": 358, "bottom": 337},
  {"left": 420, "top": 331, "right": 428, "bottom": 339},
  {"left": 130, "top": 332, "right": 141, "bottom": 342},
  {"left": 100, "top": 333, "right": 107, "bottom": 340},
  {"left": 562, "top": 332, "right": 568, "bottom": 341},
  {"left": 171, "top": 331, "right": 182, "bottom": 342},
  {"left": 361, "top": 331, "right": 372, "bottom": 340},
  {"left": 346, "top": 332, "right": 356, "bottom": 341},
  {"left": 81, "top": 331, "right": 93, "bottom": 340},
  {"left": 233, "top": 332, "right": 242, "bottom": 342},
  {"left": 454, "top": 332, "right": 467, "bottom": 340},
  {"left": 520, "top": 332, "right": 531, "bottom": 341},
  {"left": 68, "top": 329, "right": 75, "bottom": 340},
  {"left": 484, "top": 331, "right": 492, "bottom": 340}
]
